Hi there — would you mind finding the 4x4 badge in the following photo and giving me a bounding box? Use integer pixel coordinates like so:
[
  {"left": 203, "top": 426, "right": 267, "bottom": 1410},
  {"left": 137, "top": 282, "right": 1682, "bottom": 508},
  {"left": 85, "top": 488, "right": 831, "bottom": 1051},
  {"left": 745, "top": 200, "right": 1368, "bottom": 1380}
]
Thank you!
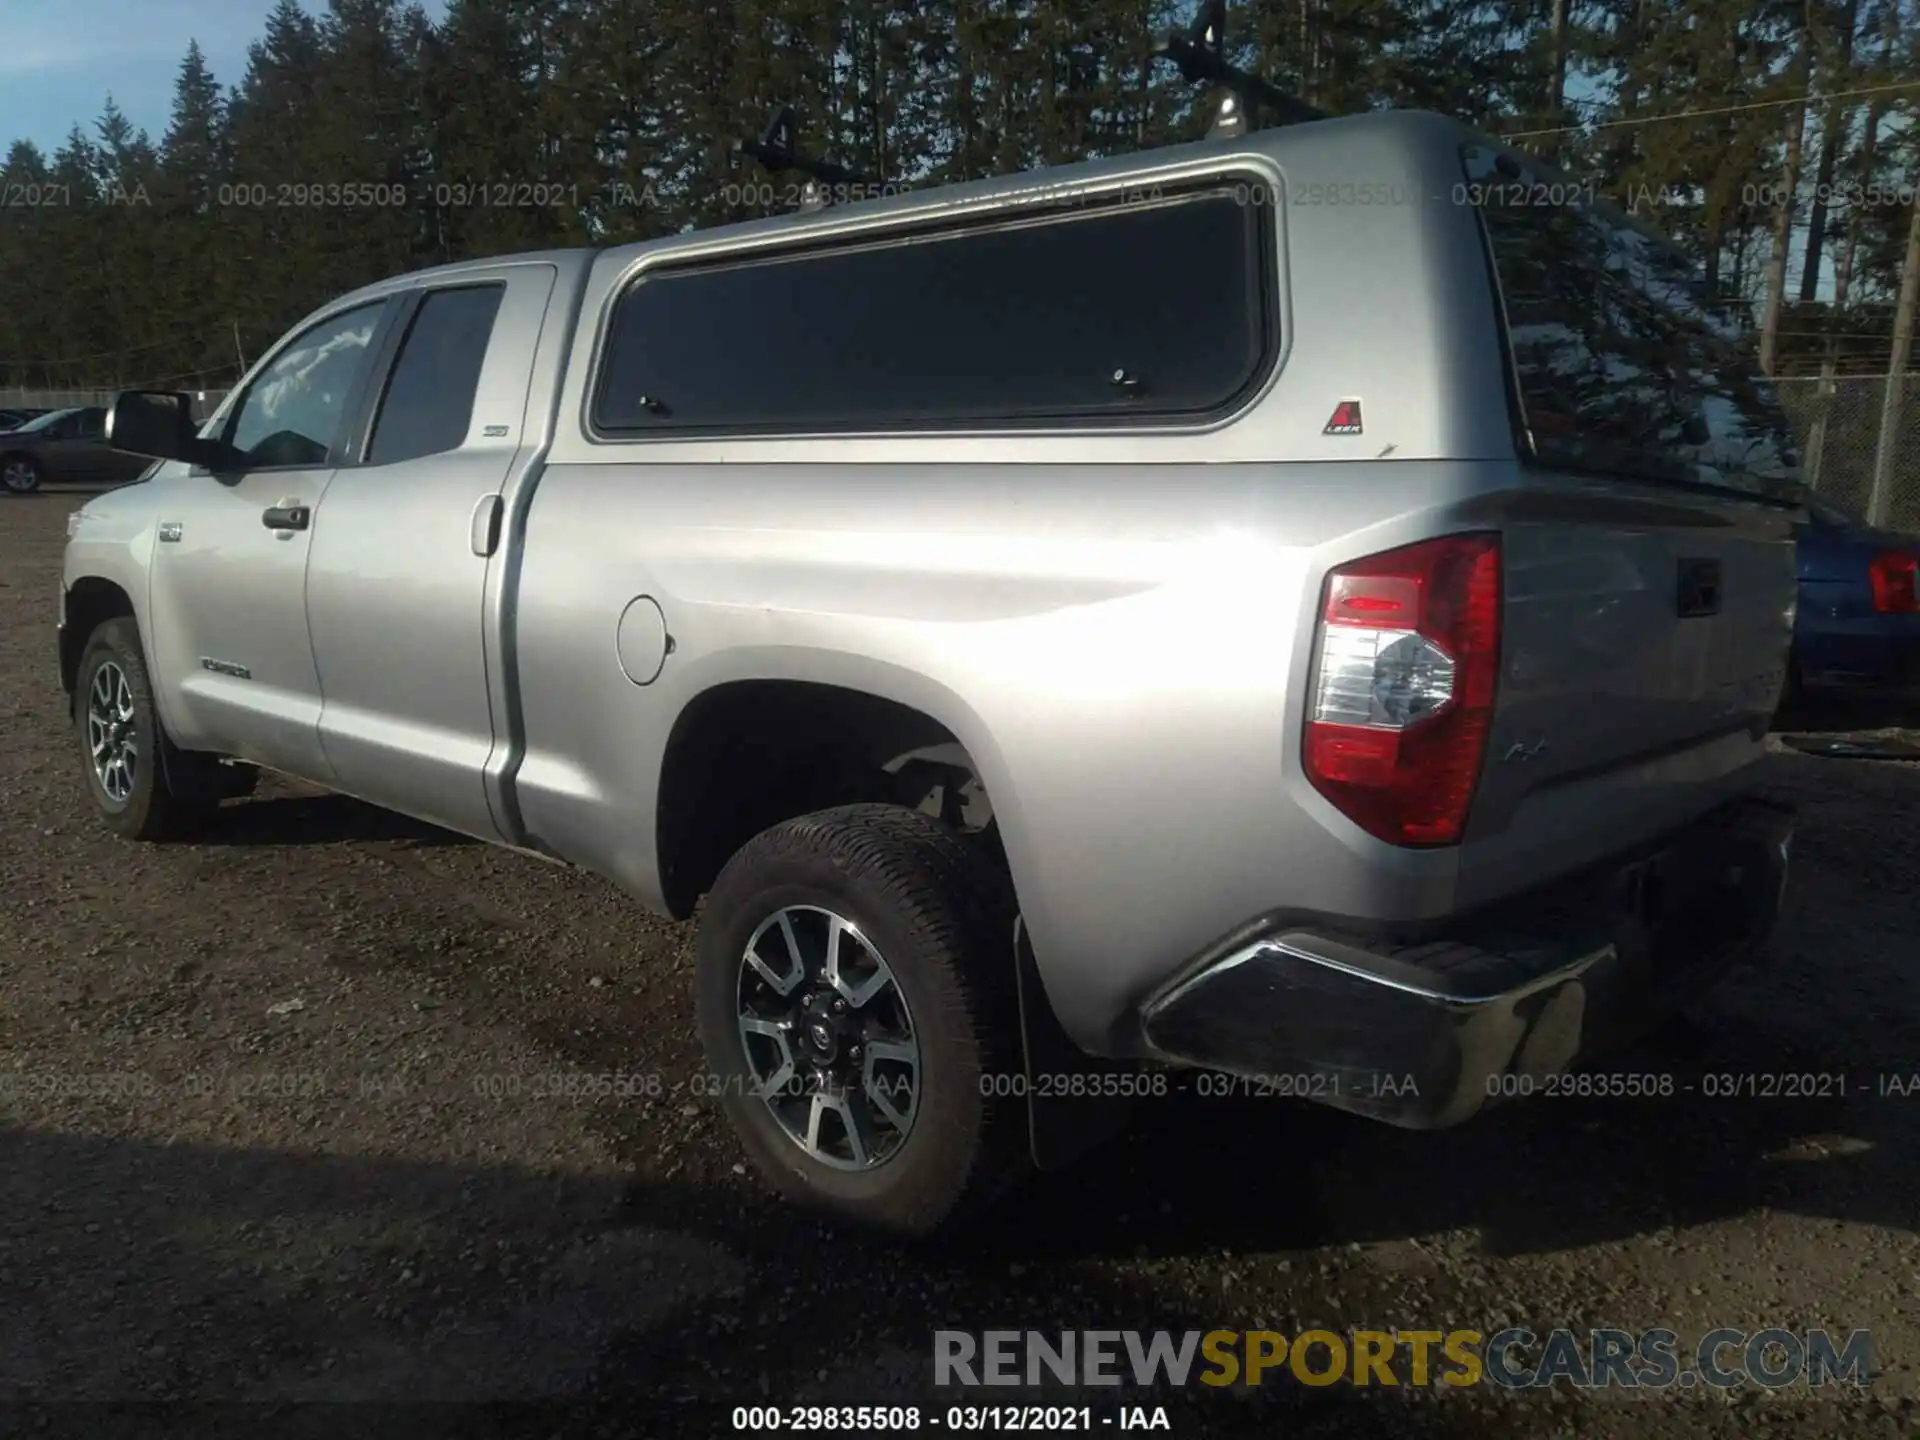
[{"left": 1323, "top": 399, "right": 1364, "bottom": 435}]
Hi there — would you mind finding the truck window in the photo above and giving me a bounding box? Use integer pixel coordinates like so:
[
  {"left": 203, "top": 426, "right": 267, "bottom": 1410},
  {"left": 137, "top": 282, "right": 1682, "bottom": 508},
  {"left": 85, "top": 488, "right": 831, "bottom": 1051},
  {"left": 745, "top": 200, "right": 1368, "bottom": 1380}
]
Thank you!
[
  {"left": 1463, "top": 144, "right": 1803, "bottom": 502},
  {"left": 592, "top": 183, "right": 1274, "bottom": 435},
  {"left": 367, "top": 283, "right": 506, "bottom": 465},
  {"left": 227, "top": 301, "right": 386, "bottom": 469}
]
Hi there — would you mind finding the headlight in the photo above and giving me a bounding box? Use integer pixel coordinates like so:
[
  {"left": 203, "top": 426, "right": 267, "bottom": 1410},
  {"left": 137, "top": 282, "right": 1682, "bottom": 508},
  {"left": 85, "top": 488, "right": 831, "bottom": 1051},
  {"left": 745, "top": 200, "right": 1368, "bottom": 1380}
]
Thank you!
[{"left": 66, "top": 510, "right": 86, "bottom": 539}]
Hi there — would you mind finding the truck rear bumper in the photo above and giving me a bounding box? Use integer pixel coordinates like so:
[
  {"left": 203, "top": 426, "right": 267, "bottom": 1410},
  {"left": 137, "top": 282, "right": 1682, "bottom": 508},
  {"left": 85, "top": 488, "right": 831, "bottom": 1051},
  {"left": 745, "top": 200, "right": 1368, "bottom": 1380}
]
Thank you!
[{"left": 1138, "top": 798, "right": 1794, "bottom": 1129}]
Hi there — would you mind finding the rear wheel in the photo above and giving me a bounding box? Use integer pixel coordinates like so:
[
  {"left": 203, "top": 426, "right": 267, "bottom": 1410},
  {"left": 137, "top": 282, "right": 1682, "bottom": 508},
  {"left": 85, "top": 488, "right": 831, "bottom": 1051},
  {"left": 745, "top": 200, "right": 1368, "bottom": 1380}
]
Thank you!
[
  {"left": 75, "top": 618, "right": 246, "bottom": 840},
  {"left": 1, "top": 454, "right": 42, "bottom": 494},
  {"left": 695, "top": 804, "right": 1029, "bottom": 1236}
]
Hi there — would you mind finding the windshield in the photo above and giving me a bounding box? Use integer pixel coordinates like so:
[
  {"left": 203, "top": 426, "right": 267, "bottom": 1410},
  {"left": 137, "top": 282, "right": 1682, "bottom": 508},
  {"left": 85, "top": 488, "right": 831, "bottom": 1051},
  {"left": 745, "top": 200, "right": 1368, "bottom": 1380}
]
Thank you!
[{"left": 15, "top": 408, "right": 77, "bottom": 434}]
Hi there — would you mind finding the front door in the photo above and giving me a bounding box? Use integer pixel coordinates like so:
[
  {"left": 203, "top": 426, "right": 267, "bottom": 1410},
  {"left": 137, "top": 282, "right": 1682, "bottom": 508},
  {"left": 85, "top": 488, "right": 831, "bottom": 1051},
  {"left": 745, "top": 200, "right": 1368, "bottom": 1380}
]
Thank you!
[{"left": 145, "top": 298, "right": 394, "bottom": 779}]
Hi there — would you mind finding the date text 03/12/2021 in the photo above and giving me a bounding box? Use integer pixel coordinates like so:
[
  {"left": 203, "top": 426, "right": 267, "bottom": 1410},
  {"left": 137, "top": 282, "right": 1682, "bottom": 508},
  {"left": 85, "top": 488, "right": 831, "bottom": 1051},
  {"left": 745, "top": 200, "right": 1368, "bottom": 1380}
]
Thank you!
[
  {"left": 976, "top": 1071, "right": 1420, "bottom": 1101},
  {"left": 731, "top": 1406, "right": 1172, "bottom": 1432}
]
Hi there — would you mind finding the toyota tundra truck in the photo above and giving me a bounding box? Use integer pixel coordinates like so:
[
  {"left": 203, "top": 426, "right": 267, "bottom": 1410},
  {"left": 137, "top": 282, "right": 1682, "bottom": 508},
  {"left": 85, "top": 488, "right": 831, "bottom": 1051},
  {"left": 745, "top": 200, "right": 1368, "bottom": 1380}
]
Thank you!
[{"left": 61, "top": 109, "right": 1800, "bottom": 1234}]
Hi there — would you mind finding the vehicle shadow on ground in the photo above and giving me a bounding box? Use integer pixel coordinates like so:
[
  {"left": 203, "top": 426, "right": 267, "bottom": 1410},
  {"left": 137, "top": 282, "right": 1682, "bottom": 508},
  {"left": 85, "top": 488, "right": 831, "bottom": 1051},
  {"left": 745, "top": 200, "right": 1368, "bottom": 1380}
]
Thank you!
[
  {"left": 978, "top": 1013, "right": 1916, "bottom": 1266},
  {"left": 0, "top": 1127, "right": 1499, "bottom": 1440},
  {"left": 197, "top": 791, "right": 471, "bottom": 849},
  {"left": 967, "top": 753, "right": 1920, "bottom": 1266}
]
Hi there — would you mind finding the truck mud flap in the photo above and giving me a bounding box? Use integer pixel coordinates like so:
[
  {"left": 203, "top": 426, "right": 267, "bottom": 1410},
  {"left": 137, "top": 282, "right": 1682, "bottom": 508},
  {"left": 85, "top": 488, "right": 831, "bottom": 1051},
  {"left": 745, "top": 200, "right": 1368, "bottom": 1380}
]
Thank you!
[{"left": 1013, "top": 915, "right": 1136, "bottom": 1172}]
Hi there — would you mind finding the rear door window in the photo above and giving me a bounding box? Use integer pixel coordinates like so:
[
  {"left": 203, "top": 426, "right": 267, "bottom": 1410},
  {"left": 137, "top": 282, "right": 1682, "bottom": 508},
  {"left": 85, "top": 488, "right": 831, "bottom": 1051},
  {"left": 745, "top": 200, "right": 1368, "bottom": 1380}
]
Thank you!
[
  {"left": 1463, "top": 144, "right": 1803, "bottom": 502},
  {"left": 593, "top": 183, "right": 1275, "bottom": 435},
  {"left": 367, "top": 283, "right": 506, "bottom": 465}
]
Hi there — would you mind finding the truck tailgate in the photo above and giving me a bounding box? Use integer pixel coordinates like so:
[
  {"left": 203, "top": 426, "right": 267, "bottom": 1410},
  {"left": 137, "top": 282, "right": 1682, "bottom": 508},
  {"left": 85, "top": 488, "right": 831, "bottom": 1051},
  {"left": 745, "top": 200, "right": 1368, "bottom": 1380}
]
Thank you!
[{"left": 1467, "top": 485, "right": 1795, "bottom": 866}]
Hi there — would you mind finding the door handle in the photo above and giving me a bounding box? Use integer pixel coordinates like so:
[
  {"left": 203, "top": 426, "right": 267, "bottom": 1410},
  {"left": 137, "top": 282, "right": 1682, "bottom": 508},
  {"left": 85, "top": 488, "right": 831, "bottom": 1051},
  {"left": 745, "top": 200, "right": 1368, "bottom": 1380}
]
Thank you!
[
  {"left": 262, "top": 504, "right": 310, "bottom": 532},
  {"left": 470, "top": 493, "right": 503, "bottom": 557}
]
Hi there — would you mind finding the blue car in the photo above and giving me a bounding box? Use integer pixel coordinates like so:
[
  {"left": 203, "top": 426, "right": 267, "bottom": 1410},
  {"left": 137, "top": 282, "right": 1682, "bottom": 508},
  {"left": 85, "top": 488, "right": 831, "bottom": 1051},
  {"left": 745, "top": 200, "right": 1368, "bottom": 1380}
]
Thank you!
[{"left": 1789, "top": 498, "right": 1920, "bottom": 703}]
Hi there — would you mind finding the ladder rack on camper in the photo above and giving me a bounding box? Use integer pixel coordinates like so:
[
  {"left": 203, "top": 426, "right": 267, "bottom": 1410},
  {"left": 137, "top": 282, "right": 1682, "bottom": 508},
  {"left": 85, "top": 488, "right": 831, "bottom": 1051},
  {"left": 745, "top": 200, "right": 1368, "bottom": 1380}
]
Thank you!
[
  {"left": 728, "top": 2, "right": 1329, "bottom": 213},
  {"left": 731, "top": 106, "right": 875, "bottom": 211},
  {"left": 1156, "top": 0, "right": 1329, "bottom": 136}
]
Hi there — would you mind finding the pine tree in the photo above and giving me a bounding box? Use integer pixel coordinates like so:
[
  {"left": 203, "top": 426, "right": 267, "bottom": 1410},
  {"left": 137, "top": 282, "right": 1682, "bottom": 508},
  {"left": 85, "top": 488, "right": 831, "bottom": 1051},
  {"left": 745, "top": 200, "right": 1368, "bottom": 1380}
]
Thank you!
[
  {"left": 224, "top": 0, "right": 331, "bottom": 349},
  {"left": 0, "top": 141, "right": 53, "bottom": 388},
  {"left": 158, "top": 42, "right": 239, "bottom": 389}
]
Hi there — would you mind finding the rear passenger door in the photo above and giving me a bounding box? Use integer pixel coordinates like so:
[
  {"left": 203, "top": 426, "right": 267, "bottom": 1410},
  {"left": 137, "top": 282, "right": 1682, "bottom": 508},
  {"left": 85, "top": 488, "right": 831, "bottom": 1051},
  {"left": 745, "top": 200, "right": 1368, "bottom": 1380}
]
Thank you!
[{"left": 304, "top": 264, "right": 557, "bottom": 842}]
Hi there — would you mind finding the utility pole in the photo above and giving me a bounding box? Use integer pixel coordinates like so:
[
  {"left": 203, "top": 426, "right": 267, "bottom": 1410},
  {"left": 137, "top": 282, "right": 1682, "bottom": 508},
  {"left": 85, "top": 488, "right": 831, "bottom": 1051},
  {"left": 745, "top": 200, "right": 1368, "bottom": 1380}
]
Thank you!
[
  {"left": 1545, "top": 0, "right": 1570, "bottom": 168},
  {"left": 1867, "top": 190, "right": 1920, "bottom": 529},
  {"left": 1804, "top": 0, "right": 1895, "bottom": 490},
  {"left": 1758, "top": 2, "right": 1815, "bottom": 377}
]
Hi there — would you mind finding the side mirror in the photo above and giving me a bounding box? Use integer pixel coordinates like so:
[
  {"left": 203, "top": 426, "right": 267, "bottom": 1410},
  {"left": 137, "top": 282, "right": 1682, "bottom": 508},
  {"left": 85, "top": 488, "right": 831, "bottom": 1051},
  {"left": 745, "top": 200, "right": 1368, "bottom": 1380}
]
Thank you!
[{"left": 105, "top": 390, "right": 242, "bottom": 470}]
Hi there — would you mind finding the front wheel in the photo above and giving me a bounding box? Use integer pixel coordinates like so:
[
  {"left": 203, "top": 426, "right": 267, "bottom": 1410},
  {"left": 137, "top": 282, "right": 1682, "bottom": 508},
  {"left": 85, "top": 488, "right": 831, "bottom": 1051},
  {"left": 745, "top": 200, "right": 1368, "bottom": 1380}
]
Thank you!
[
  {"left": 1, "top": 454, "right": 42, "bottom": 494},
  {"left": 75, "top": 618, "right": 222, "bottom": 840},
  {"left": 695, "top": 804, "right": 1030, "bottom": 1236}
]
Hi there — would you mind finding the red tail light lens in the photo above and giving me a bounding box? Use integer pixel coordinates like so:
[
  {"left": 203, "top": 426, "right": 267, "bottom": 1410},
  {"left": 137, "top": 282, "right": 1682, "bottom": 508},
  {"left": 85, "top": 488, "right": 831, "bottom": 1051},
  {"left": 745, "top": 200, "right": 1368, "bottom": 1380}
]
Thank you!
[
  {"left": 1869, "top": 550, "right": 1919, "bottom": 614},
  {"left": 1303, "top": 533, "right": 1502, "bottom": 846}
]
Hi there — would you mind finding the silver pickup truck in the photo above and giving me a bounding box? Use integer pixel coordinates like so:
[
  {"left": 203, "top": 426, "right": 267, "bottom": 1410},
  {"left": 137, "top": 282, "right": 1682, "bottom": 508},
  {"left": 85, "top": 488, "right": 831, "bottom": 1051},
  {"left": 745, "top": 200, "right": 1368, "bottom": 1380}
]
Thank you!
[{"left": 63, "top": 109, "right": 1800, "bottom": 1235}]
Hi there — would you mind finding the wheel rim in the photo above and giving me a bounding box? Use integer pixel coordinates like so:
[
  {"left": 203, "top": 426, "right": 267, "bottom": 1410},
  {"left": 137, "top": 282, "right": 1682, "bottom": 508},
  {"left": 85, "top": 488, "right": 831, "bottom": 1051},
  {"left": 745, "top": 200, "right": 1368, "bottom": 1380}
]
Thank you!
[
  {"left": 736, "top": 905, "right": 920, "bottom": 1172},
  {"left": 1, "top": 460, "right": 35, "bottom": 492},
  {"left": 86, "top": 661, "right": 138, "bottom": 803}
]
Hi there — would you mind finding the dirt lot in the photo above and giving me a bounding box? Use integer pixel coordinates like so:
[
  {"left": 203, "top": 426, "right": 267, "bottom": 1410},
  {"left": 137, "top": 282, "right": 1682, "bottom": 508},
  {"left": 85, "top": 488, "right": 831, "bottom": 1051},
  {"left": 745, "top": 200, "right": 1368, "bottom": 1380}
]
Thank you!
[{"left": 4, "top": 489, "right": 1920, "bottom": 1439}]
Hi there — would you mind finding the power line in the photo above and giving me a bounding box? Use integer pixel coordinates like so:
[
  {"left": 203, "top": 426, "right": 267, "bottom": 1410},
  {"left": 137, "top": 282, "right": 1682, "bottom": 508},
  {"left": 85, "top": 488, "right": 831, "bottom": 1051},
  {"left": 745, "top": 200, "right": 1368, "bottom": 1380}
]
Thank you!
[
  {"left": 0, "top": 325, "right": 232, "bottom": 368},
  {"left": 1503, "top": 78, "right": 1920, "bottom": 140}
]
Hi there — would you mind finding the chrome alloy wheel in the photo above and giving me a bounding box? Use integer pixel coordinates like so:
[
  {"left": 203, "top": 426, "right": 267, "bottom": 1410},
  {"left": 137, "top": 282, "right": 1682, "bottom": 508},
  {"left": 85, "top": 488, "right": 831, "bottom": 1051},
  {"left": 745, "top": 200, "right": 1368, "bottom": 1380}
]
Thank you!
[
  {"left": 736, "top": 905, "right": 920, "bottom": 1171},
  {"left": 1, "top": 458, "right": 37, "bottom": 493},
  {"left": 87, "top": 660, "right": 138, "bottom": 803}
]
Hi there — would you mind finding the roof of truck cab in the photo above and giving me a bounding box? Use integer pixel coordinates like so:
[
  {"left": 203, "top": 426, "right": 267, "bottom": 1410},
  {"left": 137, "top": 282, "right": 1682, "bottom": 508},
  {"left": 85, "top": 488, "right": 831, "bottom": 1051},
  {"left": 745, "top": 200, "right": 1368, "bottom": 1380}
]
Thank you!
[{"left": 331, "top": 247, "right": 599, "bottom": 307}]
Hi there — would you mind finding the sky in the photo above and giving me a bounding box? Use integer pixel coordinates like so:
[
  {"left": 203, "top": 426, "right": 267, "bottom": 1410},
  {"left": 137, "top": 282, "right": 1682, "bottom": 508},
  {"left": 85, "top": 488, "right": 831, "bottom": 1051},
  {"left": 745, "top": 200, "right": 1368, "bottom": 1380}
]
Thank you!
[{"left": 0, "top": 0, "right": 445, "bottom": 159}]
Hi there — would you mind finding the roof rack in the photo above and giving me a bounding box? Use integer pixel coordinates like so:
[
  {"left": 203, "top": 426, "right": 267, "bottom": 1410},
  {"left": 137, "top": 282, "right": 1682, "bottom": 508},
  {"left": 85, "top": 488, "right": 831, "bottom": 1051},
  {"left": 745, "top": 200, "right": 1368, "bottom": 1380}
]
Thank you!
[
  {"left": 1154, "top": 1, "right": 1328, "bottom": 136},
  {"left": 731, "top": 105, "right": 876, "bottom": 211}
]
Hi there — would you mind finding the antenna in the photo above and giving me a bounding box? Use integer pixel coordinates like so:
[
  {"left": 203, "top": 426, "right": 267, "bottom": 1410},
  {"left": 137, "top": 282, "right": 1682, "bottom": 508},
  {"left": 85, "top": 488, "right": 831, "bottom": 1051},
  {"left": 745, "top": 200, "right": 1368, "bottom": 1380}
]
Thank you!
[
  {"left": 1154, "top": 1, "right": 1327, "bottom": 134},
  {"left": 732, "top": 104, "right": 876, "bottom": 211}
]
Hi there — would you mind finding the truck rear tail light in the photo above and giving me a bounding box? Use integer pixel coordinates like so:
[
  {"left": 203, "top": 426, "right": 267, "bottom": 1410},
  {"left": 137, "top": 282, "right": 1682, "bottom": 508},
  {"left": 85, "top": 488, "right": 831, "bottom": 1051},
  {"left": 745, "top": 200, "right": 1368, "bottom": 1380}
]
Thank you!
[
  {"left": 1869, "top": 549, "right": 1919, "bottom": 614},
  {"left": 1304, "top": 533, "right": 1502, "bottom": 846}
]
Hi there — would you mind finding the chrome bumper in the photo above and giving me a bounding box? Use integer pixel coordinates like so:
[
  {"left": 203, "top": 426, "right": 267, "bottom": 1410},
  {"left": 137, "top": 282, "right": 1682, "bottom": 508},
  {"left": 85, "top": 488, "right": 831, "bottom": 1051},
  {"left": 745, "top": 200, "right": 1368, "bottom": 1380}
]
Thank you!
[{"left": 1139, "top": 799, "right": 1795, "bottom": 1129}]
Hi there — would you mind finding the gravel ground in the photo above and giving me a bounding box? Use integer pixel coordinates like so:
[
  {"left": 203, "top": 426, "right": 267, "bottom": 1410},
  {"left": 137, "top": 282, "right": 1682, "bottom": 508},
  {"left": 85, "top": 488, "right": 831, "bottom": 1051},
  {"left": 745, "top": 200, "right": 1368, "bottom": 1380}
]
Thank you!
[{"left": 3, "top": 489, "right": 1920, "bottom": 1439}]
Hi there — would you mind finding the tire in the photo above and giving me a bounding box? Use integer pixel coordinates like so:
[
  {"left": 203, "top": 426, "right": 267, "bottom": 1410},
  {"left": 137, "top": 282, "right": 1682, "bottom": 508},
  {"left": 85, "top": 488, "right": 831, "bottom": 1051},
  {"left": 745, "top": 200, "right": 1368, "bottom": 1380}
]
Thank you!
[
  {"left": 1, "top": 453, "right": 42, "bottom": 494},
  {"left": 74, "top": 617, "right": 227, "bottom": 840},
  {"left": 696, "top": 803, "right": 1030, "bottom": 1236}
]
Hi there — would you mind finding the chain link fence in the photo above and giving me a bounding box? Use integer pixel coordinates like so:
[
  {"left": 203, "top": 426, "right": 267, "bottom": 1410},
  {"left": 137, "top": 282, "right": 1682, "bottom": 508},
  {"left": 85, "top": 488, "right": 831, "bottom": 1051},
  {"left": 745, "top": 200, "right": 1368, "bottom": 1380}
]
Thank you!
[{"left": 1775, "top": 373, "right": 1920, "bottom": 533}]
